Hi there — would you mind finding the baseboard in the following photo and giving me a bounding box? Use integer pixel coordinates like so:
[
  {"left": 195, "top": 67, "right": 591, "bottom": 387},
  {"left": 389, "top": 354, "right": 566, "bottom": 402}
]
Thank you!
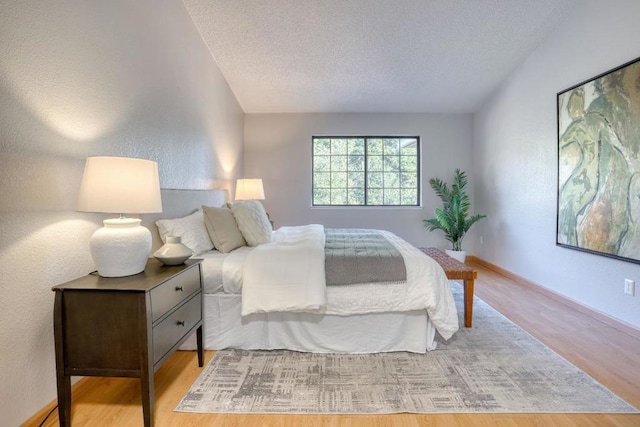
[
  {"left": 469, "top": 256, "right": 640, "bottom": 341},
  {"left": 21, "top": 377, "right": 89, "bottom": 426},
  {"left": 21, "top": 398, "right": 58, "bottom": 426}
]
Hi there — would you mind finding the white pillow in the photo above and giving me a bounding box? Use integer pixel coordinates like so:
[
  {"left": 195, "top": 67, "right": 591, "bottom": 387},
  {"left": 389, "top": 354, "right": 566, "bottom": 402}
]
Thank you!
[
  {"left": 230, "top": 200, "right": 272, "bottom": 247},
  {"left": 155, "top": 209, "right": 213, "bottom": 256}
]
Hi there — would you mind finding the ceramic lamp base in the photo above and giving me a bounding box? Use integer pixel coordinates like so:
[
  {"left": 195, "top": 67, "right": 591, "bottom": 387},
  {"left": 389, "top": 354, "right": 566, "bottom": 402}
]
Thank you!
[{"left": 90, "top": 217, "right": 151, "bottom": 277}]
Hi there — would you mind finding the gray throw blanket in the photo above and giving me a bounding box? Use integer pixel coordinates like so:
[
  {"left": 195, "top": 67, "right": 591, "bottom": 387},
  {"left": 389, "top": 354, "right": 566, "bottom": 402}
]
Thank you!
[{"left": 324, "top": 228, "right": 407, "bottom": 286}]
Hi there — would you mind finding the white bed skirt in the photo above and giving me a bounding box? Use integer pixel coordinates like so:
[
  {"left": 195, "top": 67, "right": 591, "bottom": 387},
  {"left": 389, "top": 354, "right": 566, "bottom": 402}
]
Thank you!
[{"left": 181, "top": 293, "right": 437, "bottom": 354}]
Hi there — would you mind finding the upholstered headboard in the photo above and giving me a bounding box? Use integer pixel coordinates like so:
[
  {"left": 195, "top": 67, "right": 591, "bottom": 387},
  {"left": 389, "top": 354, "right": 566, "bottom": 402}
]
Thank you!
[{"left": 141, "top": 189, "right": 228, "bottom": 251}]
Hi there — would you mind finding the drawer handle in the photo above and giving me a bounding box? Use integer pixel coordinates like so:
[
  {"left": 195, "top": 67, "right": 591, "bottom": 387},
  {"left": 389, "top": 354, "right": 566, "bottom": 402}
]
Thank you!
[
  {"left": 175, "top": 286, "right": 184, "bottom": 292},
  {"left": 176, "top": 320, "right": 185, "bottom": 326}
]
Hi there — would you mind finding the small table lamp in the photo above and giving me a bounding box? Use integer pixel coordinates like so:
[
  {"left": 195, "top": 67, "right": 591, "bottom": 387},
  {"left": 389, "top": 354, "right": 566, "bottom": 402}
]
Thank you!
[
  {"left": 234, "top": 178, "right": 265, "bottom": 201},
  {"left": 77, "top": 156, "right": 162, "bottom": 277}
]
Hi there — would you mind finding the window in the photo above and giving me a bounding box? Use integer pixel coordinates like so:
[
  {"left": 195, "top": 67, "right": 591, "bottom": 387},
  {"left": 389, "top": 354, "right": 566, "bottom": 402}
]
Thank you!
[{"left": 312, "top": 136, "right": 420, "bottom": 206}]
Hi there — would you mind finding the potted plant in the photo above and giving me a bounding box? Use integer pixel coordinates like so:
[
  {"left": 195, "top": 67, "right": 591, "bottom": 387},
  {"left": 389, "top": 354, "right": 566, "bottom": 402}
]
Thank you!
[{"left": 423, "top": 169, "right": 486, "bottom": 262}]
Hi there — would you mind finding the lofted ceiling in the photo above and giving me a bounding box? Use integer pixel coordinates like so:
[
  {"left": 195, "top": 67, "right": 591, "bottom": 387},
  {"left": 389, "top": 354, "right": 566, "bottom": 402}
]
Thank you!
[{"left": 183, "top": 0, "right": 577, "bottom": 114}]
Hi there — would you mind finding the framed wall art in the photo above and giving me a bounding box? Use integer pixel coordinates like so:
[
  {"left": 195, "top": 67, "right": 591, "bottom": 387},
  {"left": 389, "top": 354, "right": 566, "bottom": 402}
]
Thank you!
[{"left": 557, "top": 55, "right": 640, "bottom": 264}]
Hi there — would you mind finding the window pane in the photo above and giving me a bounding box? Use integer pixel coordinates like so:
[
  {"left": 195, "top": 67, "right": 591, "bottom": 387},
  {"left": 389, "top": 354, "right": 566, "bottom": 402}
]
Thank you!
[
  {"left": 384, "top": 188, "right": 401, "bottom": 205},
  {"left": 367, "top": 188, "right": 383, "bottom": 205},
  {"left": 400, "top": 155, "right": 417, "bottom": 171},
  {"left": 367, "top": 139, "right": 383, "bottom": 155},
  {"left": 348, "top": 155, "right": 364, "bottom": 171},
  {"left": 348, "top": 138, "right": 365, "bottom": 155},
  {"left": 331, "top": 188, "right": 347, "bottom": 205},
  {"left": 348, "top": 188, "right": 365, "bottom": 205},
  {"left": 314, "top": 188, "right": 330, "bottom": 205},
  {"left": 314, "top": 155, "right": 330, "bottom": 172},
  {"left": 384, "top": 172, "right": 400, "bottom": 187},
  {"left": 401, "top": 188, "right": 418, "bottom": 205},
  {"left": 348, "top": 172, "right": 364, "bottom": 188},
  {"left": 331, "top": 155, "right": 347, "bottom": 171},
  {"left": 314, "top": 172, "right": 331, "bottom": 188},
  {"left": 400, "top": 138, "right": 417, "bottom": 155},
  {"left": 383, "top": 155, "right": 399, "bottom": 171},
  {"left": 368, "top": 155, "right": 383, "bottom": 172},
  {"left": 368, "top": 172, "right": 383, "bottom": 188},
  {"left": 400, "top": 172, "right": 417, "bottom": 188},
  {"left": 314, "top": 138, "right": 331, "bottom": 155},
  {"left": 331, "top": 138, "right": 348, "bottom": 155},
  {"left": 383, "top": 138, "right": 400, "bottom": 155},
  {"left": 330, "top": 172, "right": 347, "bottom": 188}
]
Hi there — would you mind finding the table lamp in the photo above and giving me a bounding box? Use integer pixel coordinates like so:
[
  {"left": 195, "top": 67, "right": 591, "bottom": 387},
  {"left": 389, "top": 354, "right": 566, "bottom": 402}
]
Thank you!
[
  {"left": 77, "top": 156, "right": 162, "bottom": 277},
  {"left": 234, "top": 178, "right": 265, "bottom": 201}
]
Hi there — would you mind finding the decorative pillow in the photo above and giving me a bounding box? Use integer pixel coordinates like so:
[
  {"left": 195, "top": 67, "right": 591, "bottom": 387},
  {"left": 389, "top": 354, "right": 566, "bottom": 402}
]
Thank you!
[
  {"left": 201, "top": 205, "right": 246, "bottom": 253},
  {"left": 155, "top": 209, "right": 213, "bottom": 256},
  {"left": 230, "top": 200, "right": 272, "bottom": 247}
]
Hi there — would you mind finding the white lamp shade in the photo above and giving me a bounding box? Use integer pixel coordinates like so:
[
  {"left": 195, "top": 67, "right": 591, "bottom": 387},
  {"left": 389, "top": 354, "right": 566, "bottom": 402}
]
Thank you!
[
  {"left": 77, "top": 156, "right": 162, "bottom": 214},
  {"left": 235, "top": 178, "right": 265, "bottom": 200}
]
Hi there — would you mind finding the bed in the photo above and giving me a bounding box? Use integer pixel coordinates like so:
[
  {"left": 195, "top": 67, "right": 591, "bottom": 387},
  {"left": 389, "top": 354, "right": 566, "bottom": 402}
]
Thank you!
[{"left": 142, "top": 189, "right": 458, "bottom": 354}]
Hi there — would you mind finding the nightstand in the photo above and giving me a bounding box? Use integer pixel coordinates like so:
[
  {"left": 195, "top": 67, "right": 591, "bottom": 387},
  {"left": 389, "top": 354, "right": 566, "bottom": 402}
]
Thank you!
[{"left": 52, "top": 258, "right": 204, "bottom": 427}]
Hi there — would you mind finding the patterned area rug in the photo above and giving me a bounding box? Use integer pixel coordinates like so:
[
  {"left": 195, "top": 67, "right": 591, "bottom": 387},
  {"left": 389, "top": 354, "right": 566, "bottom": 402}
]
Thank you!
[{"left": 175, "top": 284, "right": 638, "bottom": 414}]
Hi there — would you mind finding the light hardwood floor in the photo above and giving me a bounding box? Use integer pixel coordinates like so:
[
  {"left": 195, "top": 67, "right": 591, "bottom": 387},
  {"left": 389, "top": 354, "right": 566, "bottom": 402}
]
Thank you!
[{"left": 24, "top": 261, "right": 640, "bottom": 426}]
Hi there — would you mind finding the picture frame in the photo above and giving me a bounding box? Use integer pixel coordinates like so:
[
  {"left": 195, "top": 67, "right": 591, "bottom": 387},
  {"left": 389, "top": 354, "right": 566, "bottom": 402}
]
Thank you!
[{"left": 557, "top": 55, "right": 640, "bottom": 264}]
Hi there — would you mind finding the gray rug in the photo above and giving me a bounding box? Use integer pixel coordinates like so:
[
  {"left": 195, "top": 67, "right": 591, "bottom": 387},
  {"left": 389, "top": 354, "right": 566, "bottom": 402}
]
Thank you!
[{"left": 176, "top": 283, "right": 638, "bottom": 414}]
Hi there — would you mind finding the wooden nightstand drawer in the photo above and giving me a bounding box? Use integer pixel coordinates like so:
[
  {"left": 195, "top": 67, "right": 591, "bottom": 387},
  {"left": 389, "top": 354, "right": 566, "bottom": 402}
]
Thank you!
[
  {"left": 152, "top": 292, "right": 202, "bottom": 365},
  {"left": 150, "top": 265, "right": 200, "bottom": 322}
]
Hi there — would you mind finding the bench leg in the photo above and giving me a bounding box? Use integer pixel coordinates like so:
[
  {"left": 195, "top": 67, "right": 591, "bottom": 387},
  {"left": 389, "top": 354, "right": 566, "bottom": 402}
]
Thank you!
[{"left": 463, "top": 279, "right": 474, "bottom": 327}]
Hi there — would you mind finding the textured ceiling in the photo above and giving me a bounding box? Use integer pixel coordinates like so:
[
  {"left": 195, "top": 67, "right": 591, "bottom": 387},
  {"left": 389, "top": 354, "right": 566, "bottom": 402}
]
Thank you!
[{"left": 183, "top": 0, "right": 577, "bottom": 113}]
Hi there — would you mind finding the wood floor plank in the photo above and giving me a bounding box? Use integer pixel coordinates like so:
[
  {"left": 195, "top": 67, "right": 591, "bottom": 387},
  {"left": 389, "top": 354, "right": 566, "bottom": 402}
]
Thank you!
[{"left": 22, "top": 262, "right": 640, "bottom": 426}]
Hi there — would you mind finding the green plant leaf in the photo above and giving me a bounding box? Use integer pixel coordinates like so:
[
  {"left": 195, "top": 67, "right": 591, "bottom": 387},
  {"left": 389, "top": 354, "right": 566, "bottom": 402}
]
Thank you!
[{"left": 423, "top": 169, "right": 486, "bottom": 250}]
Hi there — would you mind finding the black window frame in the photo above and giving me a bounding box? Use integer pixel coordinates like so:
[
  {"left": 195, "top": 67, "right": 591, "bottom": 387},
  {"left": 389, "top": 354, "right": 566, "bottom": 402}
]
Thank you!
[{"left": 312, "top": 135, "right": 421, "bottom": 207}]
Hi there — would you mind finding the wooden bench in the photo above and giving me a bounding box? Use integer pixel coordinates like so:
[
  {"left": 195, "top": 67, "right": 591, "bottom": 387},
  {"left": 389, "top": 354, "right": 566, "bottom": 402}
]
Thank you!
[{"left": 420, "top": 247, "right": 477, "bottom": 327}]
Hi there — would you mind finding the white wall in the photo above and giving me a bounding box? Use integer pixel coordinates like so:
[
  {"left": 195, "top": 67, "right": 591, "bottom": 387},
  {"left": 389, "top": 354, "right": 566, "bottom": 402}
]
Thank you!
[
  {"left": 244, "top": 113, "right": 475, "bottom": 248},
  {"left": 0, "top": 1, "right": 243, "bottom": 424},
  {"left": 474, "top": 0, "right": 640, "bottom": 328}
]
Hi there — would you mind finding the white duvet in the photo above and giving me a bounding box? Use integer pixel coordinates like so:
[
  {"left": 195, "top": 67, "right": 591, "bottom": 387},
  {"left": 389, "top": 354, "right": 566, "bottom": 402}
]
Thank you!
[
  {"left": 241, "top": 224, "right": 326, "bottom": 316},
  {"left": 239, "top": 225, "right": 459, "bottom": 340}
]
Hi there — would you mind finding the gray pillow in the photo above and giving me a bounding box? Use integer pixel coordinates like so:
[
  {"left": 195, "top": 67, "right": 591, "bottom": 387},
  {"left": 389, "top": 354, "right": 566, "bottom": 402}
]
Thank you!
[{"left": 201, "top": 205, "right": 246, "bottom": 253}]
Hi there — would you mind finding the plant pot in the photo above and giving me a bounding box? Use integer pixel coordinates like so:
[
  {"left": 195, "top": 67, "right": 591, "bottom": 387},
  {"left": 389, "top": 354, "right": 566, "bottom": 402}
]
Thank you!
[{"left": 445, "top": 249, "right": 466, "bottom": 263}]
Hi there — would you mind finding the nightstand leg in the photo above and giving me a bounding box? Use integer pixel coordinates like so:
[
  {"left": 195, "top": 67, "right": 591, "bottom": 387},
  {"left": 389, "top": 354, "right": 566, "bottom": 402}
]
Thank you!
[
  {"left": 197, "top": 325, "right": 204, "bottom": 367},
  {"left": 55, "top": 374, "right": 71, "bottom": 426},
  {"left": 54, "top": 292, "right": 72, "bottom": 426},
  {"left": 140, "top": 373, "right": 154, "bottom": 427}
]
